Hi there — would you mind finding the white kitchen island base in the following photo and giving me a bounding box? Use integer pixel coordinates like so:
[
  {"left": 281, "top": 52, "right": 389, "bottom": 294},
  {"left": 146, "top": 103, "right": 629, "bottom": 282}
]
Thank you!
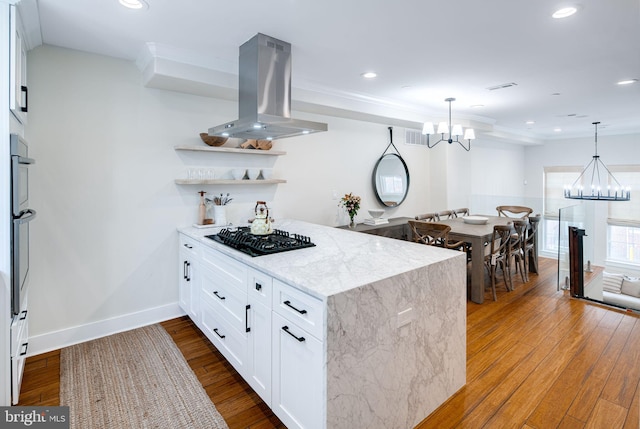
[{"left": 179, "top": 219, "right": 466, "bottom": 429}]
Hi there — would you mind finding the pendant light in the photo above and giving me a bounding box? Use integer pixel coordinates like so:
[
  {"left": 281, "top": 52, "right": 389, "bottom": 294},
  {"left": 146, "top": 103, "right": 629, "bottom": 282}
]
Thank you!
[
  {"left": 421, "top": 98, "right": 475, "bottom": 151},
  {"left": 564, "top": 122, "right": 630, "bottom": 201}
]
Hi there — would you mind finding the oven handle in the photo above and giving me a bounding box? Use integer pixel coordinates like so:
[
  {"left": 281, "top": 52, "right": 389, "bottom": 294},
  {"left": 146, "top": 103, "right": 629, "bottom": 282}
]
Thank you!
[
  {"left": 13, "top": 209, "right": 37, "bottom": 224},
  {"left": 16, "top": 155, "right": 35, "bottom": 165}
]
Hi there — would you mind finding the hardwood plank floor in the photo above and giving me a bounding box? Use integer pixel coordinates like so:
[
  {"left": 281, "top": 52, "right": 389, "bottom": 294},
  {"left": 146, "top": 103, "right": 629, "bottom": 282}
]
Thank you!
[{"left": 18, "top": 257, "right": 640, "bottom": 428}]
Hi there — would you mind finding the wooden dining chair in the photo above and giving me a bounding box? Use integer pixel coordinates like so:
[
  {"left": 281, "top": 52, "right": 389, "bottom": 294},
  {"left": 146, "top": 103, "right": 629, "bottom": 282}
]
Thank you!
[
  {"left": 435, "top": 210, "right": 455, "bottom": 221},
  {"left": 484, "top": 224, "right": 513, "bottom": 301},
  {"left": 521, "top": 215, "right": 541, "bottom": 281},
  {"left": 452, "top": 208, "right": 470, "bottom": 217},
  {"left": 496, "top": 205, "right": 533, "bottom": 218},
  {"left": 508, "top": 220, "right": 528, "bottom": 286},
  {"left": 408, "top": 221, "right": 465, "bottom": 250},
  {"left": 414, "top": 213, "right": 437, "bottom": 222}
]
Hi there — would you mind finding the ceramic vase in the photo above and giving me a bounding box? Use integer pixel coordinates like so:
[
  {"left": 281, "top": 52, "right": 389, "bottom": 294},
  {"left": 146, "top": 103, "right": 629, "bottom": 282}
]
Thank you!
[{"left": 213, "top": 205, "right": 227, "bottom": 226}]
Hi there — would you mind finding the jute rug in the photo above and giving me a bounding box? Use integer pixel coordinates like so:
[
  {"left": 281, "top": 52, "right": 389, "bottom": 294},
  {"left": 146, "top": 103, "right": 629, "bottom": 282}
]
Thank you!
[{"left": 60, "top": 324, "right": 229, "bottom": 429}]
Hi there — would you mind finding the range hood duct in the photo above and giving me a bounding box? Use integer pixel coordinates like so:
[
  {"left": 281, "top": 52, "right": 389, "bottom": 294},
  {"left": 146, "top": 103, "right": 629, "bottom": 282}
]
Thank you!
[{"left": 208, "top": 33, "right": 328, "bottom": 140}]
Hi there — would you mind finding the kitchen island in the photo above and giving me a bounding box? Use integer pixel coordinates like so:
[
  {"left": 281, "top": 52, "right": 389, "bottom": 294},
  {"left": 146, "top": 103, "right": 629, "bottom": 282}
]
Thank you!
[{"left": 178, "top": 219, "right": 466, "bottom": 429}]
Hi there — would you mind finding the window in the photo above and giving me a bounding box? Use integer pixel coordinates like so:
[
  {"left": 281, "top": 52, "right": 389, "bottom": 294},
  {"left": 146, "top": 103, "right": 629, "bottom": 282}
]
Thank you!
[
  {"left": 607, "top": 166, "right": 640, "bottom": 264},
  {"left": 542, "top": 167, "right": 581, "bottom": 252}
]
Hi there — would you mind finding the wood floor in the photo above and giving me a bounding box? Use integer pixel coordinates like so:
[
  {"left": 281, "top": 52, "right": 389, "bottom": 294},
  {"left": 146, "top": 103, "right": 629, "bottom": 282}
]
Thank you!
[{"left": 17, "top": 257, "right": 640, "bottom": 428}]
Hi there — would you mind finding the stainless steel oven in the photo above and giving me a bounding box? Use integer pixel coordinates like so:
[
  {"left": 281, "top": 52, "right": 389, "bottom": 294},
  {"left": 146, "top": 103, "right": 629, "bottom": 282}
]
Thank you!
[{"left": 10, "top": 134, "right": 36, "bottom": 316}]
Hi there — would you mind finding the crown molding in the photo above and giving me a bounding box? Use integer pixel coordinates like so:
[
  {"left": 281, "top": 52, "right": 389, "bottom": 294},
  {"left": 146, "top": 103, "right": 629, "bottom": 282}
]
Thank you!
[{"left": 135, "top": 43, "right": 545, "bottom": 145}]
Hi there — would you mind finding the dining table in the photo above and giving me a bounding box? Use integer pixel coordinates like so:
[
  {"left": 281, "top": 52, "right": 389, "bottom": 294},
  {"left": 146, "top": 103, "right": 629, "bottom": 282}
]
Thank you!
[{"left": 437, "top": 215, "right": 538, "bottom": 304}]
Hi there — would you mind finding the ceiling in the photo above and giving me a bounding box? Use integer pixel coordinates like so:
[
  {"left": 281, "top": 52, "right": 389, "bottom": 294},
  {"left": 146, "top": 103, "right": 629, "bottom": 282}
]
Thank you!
[{"left": 28, "top": 0, "right": 640, "bottom": 142}]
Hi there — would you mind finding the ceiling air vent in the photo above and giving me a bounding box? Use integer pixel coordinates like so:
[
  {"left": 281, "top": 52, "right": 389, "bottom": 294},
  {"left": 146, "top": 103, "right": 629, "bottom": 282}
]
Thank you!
[
  {"left": 405, "top": 128, "right": 429, "bottom": 146},
  {"left": 487, "top": 82, "right": 518, "bottom": 91}
]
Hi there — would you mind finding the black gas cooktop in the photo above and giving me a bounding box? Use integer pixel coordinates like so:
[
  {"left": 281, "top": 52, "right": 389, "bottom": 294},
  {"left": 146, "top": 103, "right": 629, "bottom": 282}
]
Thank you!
[{"left": 206, "top": 227, "right": 316, "bottom": 257}]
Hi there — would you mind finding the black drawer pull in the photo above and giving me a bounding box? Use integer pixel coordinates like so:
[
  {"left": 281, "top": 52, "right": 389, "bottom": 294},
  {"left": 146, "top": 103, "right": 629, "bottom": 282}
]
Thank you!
[
  {"left": 282, "top": 326, "right": 305, "bottom": 342},
  {"left": 245, "top": 305, "right": 251, "bottom": 333},
  {"left": 20, "top": 342, "right": 28, "bottom": 356},
  {"left": 213, "top": 328, "right": 225, "bottom": 339},
  {"left": 183, "top": 243, "right": 193, "bottom": 249},
  {"left": 183, "top": 261, "right": 188, "bottom": 280},
  {"left": 186, "top": 262, "right": 191, "bottom": 281},
  {"left": 213, "top": 291, "right": 226, "bottom": 300},
  {"left": 255, "top": 282, "right": 262, "bottom": 291},
  {"left": 19, "top": 310, "right": 27, "bottom": 320},
  {"left": 283, "top": 300, "right": 307, "bottom": 314}
]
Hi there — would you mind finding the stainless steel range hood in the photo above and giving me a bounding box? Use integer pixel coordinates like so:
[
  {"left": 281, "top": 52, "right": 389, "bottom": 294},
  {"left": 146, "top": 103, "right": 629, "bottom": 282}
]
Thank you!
[{"left": 208, "top": 33, "right": 327, "bottom": 141}]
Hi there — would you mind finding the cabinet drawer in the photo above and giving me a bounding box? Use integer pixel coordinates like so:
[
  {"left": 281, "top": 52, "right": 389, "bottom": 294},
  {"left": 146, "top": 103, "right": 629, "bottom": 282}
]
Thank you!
[
  {"left": 273, "top": 280, "right": 324, "bottom": 341},
  {"left": 201, "top": 265, "right": 248, "bottom": 334},
  {"left": 10, "top": 310, "right": 28, "bottom": 358},
  {"left": 179, "top": 234, "right": 200, "bottom": 257},
  {"left": 201, "top": 300, "right": 247, "bottom": 372},
  {"left": 202, "top": 246, "right": 247, "bottom": 293},
  {"left": 248, "top": 268, "right": 272, "bottom": 307}
]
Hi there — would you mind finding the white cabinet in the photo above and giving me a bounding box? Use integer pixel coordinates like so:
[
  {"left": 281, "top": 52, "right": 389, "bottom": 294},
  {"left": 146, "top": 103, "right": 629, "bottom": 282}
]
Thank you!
[
  {"left": 9, "top": 4, "right": 28, "bottom": 124},
  {"left": 246, "top": 269, "right": 273, "bottom": 404},
  {"left": 272, "top": 313, "right": 323, "bottom": 429},
  {"left": 178, "top": 235, "right": 200, "bottom": 321},
  {"left": 271, "top": 280, "right": 324, "bottom": 429},
  {"left": 179, "top": 234, "right": 326, "bottom": 427},
  {"left": 10, "top": 299, "right": 29, "bottom": 405},
  {"left": 199, "top": 244, "right": 252, "bottom": 376}
]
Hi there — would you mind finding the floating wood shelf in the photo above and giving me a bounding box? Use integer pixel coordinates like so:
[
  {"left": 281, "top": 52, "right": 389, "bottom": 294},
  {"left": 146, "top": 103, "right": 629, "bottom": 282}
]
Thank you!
[
  {"left": 175, "top": 179, "right": 287, "bottom": 185},
  {"left": 174, "top": 145, "right": 286, "bottom": 156}
]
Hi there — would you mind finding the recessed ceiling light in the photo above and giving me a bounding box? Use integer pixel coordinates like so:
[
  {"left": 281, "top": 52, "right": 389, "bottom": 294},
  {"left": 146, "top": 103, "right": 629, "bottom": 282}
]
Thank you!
[
  {"left": 552, "top": 7, "right": 577, "bottom": 19},
  {"left": 526, "top": 120, "right": 535, "bottom": 125},
  {"left": 617, "top": 79, "right": 638, "bottom": 85},
  {"left": 119, "top": 0, "right": 148, "bottom": 9},
  {"left": 361, "top": 72, "right": 377, "bottom": 79},
  {"left": 554, "top": 127, "right": 562, "bottom": 132}
]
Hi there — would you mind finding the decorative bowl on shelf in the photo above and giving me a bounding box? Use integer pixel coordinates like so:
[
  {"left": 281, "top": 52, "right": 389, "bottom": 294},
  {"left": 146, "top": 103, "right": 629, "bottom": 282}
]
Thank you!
[
  {"left": 368, "top": 209, "right": 385, "bottom": 219},
  {"left": 260, "top": 168, "right": 273, "bottom": 180},
  {"left": 200, "top": 133, "right": 228, "bottom": 147},
  {"left": 231, "top": 168, "right": 246, "bottom": 180},
  {"left": 463, "top": 216, "right": 489, "bottom": 225},
  {"left": 247, "top": 168, "right": 261, "bottom": 180}
]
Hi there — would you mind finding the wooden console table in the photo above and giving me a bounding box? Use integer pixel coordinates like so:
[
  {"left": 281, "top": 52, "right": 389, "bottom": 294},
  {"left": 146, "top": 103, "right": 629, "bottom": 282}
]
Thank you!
[{"left": 338, "top": 217, "right": 412, "bottom": 241}]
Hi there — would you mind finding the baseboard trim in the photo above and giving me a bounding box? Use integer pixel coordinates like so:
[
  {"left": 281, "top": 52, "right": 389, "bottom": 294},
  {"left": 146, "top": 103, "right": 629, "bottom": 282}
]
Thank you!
[{"left": 26, "top": 303, "right": 186, "bottom": 357}]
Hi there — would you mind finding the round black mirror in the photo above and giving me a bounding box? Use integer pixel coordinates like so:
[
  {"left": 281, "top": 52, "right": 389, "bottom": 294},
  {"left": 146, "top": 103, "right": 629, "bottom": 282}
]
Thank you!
[{"left": 372, "top": 153, "right": 410, "bottom": 207}]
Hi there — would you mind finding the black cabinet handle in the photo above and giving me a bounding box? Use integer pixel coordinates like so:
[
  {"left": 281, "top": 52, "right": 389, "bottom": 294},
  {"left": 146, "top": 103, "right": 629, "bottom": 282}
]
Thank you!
[
  {"left": 245, "top": 305, "right": 251, "bottom": 332},
  {"left": 21, "top": 85, "right": 27, "bottom": 113},
  {"left": 213, "top": 291, "right": 226, "bottom": 300},
  {"left": 19, "top": 342, "right": 28, "bottom": 356},
  {"left": 183, "top": 243, "right": 193, "bottom": 249},
  {"left": 255, "top": 282, "right": 262, "bottom": 291},
  {"left": 282, "top": 326, "right": 305, "bottom": 342},
  {"left": 183, "top": 261, "right": 188, "bottom": 280},
  {"left": 19, "top": 310, "right": 27, "bottom": 320},
  {"left": 186, "top": 262, "right": 191, "bottom": 282},
  {"left": 213, "top": 328, "right": 225, "bottom": 339},
  {"left": 284, "top": 300, "right": 307, "bottom": 314}
]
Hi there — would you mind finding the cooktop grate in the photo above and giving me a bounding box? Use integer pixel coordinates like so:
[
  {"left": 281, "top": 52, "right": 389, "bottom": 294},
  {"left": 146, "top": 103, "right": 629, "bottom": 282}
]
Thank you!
[{"left": 206, "top": 227, "right": 315, "bottom": 257}]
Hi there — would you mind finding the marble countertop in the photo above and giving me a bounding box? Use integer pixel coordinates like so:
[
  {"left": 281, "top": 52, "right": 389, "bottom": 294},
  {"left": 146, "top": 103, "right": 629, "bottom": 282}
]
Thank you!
[{"left": 179, "top": 219, "right": 465, "bottom": 300}]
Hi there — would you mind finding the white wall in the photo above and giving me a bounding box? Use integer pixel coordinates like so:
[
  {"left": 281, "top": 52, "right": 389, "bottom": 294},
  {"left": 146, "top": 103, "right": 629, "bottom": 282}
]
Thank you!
[{"left": 25, "top": 45, "right": 527, "bottom": 353}]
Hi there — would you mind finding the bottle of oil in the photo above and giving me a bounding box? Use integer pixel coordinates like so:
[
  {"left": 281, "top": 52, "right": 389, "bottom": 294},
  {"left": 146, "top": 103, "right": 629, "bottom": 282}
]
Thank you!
[{"left": 198, "top": 191, "right": 206, "bottom": 225}]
